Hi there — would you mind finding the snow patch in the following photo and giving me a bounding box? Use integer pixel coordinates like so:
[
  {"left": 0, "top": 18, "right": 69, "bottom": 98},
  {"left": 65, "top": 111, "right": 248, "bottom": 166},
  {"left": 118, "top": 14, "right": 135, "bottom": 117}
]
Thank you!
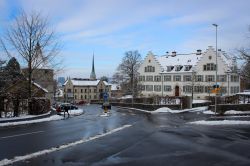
[
  {"left": 152, "top": 106, "right": 208, "bottom": 114},
  {"left": 0, "top": 115, "right": 63, "bottom": 127},
  {"left": 68, "top": 109, "right": 84, "bottom": 116},
  {"left": 0, "top": 124, "right": 132, "bottom": 166},
  {"left": 190, "top": 120, "right": 250, "bottom": 125}
]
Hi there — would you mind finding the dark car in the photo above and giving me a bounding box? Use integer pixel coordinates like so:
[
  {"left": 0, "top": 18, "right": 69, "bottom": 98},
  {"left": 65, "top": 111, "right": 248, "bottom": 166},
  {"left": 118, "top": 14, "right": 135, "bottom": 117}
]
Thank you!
[{"left": 56, "top": 103, "right": 78, "bottom": 113}]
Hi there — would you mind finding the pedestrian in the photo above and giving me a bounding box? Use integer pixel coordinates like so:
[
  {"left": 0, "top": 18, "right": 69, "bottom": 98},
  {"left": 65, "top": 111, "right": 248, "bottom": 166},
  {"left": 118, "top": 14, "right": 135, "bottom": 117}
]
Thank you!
[{"left": 64, "top": 106, "right": 70, "bottom": 118}]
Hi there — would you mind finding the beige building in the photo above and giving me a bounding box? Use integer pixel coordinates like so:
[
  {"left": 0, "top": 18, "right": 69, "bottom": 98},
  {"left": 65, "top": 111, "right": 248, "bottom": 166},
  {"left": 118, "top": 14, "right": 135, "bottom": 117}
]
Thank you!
[{"left": 63, "top": 78, "right": 111, "bottom": 103}]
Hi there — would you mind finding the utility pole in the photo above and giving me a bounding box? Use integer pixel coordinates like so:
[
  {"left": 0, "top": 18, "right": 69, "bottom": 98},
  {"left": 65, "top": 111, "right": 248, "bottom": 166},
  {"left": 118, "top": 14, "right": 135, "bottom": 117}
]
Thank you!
[{"left": 212, "top": 23, "right": 218, "bottom": 114}]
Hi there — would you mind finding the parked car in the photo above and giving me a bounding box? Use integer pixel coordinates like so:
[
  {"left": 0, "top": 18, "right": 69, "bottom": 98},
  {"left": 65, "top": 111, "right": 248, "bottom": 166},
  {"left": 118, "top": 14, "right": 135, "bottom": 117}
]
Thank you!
[
  {"left": 77, "top": 100, "right": 86, "bottom": 105},
  {"left": 56, "top": 103, "right": 78, "bottom": 113}
]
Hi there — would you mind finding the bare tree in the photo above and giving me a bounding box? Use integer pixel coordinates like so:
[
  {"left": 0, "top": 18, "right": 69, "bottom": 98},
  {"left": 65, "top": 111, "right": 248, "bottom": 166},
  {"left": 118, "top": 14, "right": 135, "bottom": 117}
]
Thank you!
[
  {"left": 117, "top": 50, "right": 142, "bottom": 98},
  {"left": 0, "top": 10, "right": 61, "bottom": 113}
]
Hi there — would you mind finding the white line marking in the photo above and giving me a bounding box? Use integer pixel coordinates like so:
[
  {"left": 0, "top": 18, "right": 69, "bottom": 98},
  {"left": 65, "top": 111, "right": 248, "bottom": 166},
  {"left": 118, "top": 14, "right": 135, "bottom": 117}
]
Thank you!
[
  {"left": 0, "top": 124, "right": 132, "bottom": 166},
  {"left": 0, "top": 131, "right": 44, "bottom": 139}
]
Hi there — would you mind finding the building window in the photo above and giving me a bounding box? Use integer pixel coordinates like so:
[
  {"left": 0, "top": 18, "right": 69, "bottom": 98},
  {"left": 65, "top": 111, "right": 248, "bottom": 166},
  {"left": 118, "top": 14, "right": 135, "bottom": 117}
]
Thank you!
[
  {"left": 203, "top": 63, "right": 216, "bottom": 71},
  {"left": 81, "top": 95, "right": 83, "bottom": 99},
  {"left": 67, "top": 89, "right": 71, "bottom": 93},
  {"left": 94, "top": 89, "right": 97, "bottom": 93},
  {"left": 164, "top": 75, "right": 171, "bottom": 81},
  {"left": 194, "top": 86, "right": 204, "bottom": 93},
  {"left": 205, "top": 75, "right": 215, "bottom": 82},
  {"left": 196, "top": 75, "right": 203, "bottom": 82},
  {"left": 74, "top": 89, "right": 77, "bottom": 93},
  {"left": 139, "top": 76, "right": 145, "bottom": 81},
  {"left": 94, "top": 95, "right": 97, "bottom": 99},
  {"left": 146, "top": 76, "right": 153, "bottom": 81},
  {"left": 145, "top": 66, "right": 155, "bottom": 72},
  {"left": 164, "top": 85, "right": 171, "bottom": 92},
  {"left": 209, "top": 56, "right": 212, "bottom": 60},
  {"left": 183, "top": 75, "right": 192, "bottom": 82},
  {"left": 217, "top": 75, "right": 227, "bottom": 82},
  {"left": 231, "top": 75, "right": 239, "bottom": 82},
  {"left": 154, "top": 85, "right": 161, "bottom": 92},
  {"left": 146, "top": 85, "right": 153, "bottom": 91},
  {"left": 173, "top": 75, "right": 181, "bottom": 82},
  {"left": 85, "top": 95, "right": 87, "bottom": 99},
  {"left": 75, "top": 95, "right": 77, "bottom": 99},
  {"left": 85, "top": 89, "right": 87, "bottom": 93},
  {"left": 205, "top": 86, "right": 212, "bottom": 93},
  {"left": 183, "top": 86, "right": 192, "bottom": 93},
  {"left": 231, "top": 86, "right": 239, "bottom": 93},
  {"left": 184, "top": 65, "right": 192, "bottom": 71},
  {"left": 175, "top": 65, "right": 183, "bottom": 71},
  {"left": 138, "top": 85, "right": 145, "bottom": 91},
  {"left": 154, "top": 75, "right": 161, "bottom": 82},
  {"left": 81, "top": 89, "right": 83, "bottom": 93},
  {"left": 167, "top": 66, "right": 174, "bottom": 72}
]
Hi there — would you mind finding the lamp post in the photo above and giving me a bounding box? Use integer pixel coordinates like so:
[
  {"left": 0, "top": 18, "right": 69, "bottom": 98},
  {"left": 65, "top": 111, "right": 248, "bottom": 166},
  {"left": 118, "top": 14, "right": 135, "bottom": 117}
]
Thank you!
[{"left": 212, "top": 23, "right": 218, "bottom": 114}]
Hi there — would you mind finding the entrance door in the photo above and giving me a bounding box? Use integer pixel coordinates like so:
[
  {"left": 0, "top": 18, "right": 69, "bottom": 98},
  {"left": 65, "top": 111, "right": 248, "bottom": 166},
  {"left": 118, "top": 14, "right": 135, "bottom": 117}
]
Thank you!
[{"left": 175, "top": 86, "right": 179, "bottom": 96}]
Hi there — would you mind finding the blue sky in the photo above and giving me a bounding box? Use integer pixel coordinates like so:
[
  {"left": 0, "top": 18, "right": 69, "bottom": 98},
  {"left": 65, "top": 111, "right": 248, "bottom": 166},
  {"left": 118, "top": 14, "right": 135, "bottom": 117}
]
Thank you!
[{"left": 0, "top": 0, "right": 250, "bottom": 79}]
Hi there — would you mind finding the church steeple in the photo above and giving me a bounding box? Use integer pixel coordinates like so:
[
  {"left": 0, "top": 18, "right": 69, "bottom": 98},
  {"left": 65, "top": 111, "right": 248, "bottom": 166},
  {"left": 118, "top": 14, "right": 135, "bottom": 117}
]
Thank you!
[{"left": 90, "top": 54, "right": 96, "bottom": 80}]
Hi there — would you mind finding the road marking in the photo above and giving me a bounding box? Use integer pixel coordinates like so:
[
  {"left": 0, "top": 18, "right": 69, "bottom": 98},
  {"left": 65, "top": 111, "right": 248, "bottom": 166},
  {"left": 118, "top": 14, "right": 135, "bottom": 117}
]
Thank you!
[
  {"left": 0, "top": 124, "right": 132, "bottom": 166},
  {"left": 0, "top": 131, "right": 44, "bottom": 140}
]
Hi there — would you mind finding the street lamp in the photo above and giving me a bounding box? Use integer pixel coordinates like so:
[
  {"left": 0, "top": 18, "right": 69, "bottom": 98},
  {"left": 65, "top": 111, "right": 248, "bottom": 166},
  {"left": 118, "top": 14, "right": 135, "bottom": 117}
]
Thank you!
[{"left": 212, "top": 23, "right": 218, "bottom": 114}]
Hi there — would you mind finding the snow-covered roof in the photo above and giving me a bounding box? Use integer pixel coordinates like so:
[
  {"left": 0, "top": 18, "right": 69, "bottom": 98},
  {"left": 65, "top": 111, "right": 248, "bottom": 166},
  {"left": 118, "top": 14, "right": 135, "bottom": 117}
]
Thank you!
[
  {"left": 32, "top": 82, "right": 48, "bottom": 93},
  {"left": 111, "top": 84, "right": 121, "bottom": 91},
  {"left": 71, "top": 80, "right": 100, "bottom": 86},
  {"left": 156, "top": 53, "right": 201, "bottom": 73},
  {"left": 103, "top": 81, "right": 112, "bottom": 86}
]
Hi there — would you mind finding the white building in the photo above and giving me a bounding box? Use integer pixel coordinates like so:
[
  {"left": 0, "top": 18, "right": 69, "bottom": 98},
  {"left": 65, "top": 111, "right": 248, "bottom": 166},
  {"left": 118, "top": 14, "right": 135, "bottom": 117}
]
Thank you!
[{"left": 138, "top": 46, "right": 240, "bottom": 99}]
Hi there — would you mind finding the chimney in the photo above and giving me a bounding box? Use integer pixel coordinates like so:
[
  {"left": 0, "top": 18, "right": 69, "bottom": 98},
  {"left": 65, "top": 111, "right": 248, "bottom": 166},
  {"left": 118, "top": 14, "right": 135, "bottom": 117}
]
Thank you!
[
  {"left": 196, "top": 49, "right": 202, "bottom": 55},
  {"left": 171, "top": 51, "right": 176, "bottom": 57}
]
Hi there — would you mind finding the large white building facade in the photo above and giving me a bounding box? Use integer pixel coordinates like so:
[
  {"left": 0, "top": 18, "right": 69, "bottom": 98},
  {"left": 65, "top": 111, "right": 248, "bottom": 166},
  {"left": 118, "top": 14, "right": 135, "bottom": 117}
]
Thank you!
[{"left": 138, "top": 46, "right": 240, "bottom": 99}]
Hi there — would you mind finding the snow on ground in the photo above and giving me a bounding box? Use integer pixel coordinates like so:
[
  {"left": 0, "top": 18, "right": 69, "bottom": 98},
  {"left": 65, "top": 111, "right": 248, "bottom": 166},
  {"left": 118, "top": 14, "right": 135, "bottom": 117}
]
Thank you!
[
  {"left": 68, "top": 109, "right": 84, "bottom": 116},
  {"left": 0, "top": 124, "right": 132, "bottom": 166},
  {"left": 203, "top": 110, "right": 250, "bottom": 115},
  {"left": 0, "top": 115, "right": 64, "bottom": 127},
  {"left": 190, "top": 120, "right": 250, "bottom": 125},
  {"left": 151, "top": 106, "right": 208, "bottom": 114},
  {"left": 0, "top": 112, "right": 51, "bottom": 122}
]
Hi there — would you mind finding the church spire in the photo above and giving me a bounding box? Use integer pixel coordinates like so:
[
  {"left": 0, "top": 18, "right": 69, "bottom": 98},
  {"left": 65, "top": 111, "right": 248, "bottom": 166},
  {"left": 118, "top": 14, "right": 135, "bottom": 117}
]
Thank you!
[{"left": 90, "top": 53, "right": 96, "bottom": 80}]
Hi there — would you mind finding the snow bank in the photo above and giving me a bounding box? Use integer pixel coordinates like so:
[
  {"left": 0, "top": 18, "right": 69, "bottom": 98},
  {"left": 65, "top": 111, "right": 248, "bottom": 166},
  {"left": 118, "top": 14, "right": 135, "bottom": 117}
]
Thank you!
[
  {"left": 0, "top": 112, "right": 51, "bottom": 122},
  {"left": 190, "top": 120, "right": 250, "bottom": 125},
  {"left": 68, "top": 109, "right": 84, "bottom": 116},
  {"left": 202, "top": 110, "right": 250, "bottom": 115},
  {"left": 224, "top": 110, "right": 250, "bottom": 115},
  {"left": 0, "top": 115, "right": 63, "bottom": 127},
  {"left": 152, "top": 106, "right": 208, "bottom": 114}
]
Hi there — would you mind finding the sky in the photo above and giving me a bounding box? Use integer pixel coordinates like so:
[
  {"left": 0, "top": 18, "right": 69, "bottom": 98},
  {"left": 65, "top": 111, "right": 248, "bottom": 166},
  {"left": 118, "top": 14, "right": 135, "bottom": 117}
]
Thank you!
[{"left": 0, "top": 0, "right": 250, "bottom": 79}]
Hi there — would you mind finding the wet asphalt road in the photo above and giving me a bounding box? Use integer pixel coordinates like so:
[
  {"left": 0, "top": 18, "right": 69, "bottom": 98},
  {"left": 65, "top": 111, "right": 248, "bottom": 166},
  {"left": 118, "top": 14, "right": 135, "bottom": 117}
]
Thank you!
[{"left": 1, "top": 105, "right": 250, "bottom": 166}]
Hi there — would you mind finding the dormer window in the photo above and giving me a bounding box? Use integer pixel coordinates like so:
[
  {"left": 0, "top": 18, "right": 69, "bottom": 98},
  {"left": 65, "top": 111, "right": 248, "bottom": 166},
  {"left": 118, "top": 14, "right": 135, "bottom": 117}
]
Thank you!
[
  {"left": 167, "top": 66, "right": 174, "bottom": 72},
  {"left": 184, "top": 65, "right": 192, "bottom": 71},
  {"left": 175, "top": 65, "right": 183, "bottom": 71},
  {"left": 148, "top": 59, "right": 151, "bottom": 63}
]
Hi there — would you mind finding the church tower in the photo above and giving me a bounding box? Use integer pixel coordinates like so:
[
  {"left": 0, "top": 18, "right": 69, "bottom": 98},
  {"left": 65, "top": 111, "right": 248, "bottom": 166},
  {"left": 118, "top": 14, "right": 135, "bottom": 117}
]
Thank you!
[{"left": 90, "top": 54, "right": 96, "bottom": 80}]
